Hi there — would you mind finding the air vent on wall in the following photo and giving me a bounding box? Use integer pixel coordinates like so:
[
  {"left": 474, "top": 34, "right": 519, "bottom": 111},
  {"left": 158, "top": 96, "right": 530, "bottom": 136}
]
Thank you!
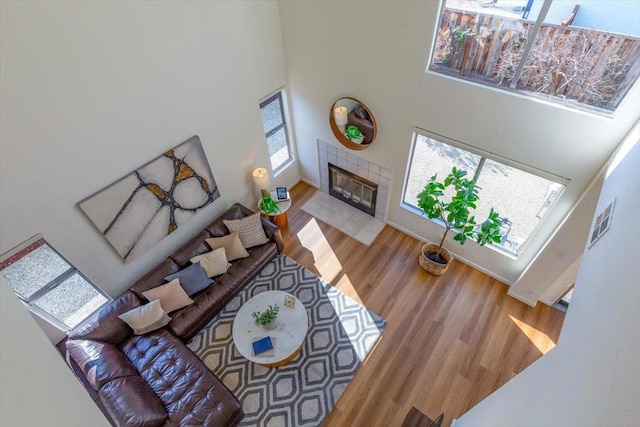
[{"left": 589, "top": 199, "right": 616, "bottom": 248}]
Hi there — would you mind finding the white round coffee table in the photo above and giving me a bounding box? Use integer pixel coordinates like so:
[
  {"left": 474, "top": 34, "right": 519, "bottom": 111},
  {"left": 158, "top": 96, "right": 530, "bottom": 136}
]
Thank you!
[{"left": 232, "top": 290, "right": 308, "bottom": 368}]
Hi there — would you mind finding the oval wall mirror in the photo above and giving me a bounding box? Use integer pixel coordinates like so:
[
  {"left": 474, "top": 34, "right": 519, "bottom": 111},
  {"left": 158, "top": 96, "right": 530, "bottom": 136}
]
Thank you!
[{"left": 329, "top": 97, "right": 377, "bottom": 151}]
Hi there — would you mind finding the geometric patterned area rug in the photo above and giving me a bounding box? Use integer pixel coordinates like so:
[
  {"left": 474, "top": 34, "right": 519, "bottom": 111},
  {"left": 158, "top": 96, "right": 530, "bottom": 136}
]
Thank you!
[{"left": 187, "top": 255, "right": 387, "bottom": 426}]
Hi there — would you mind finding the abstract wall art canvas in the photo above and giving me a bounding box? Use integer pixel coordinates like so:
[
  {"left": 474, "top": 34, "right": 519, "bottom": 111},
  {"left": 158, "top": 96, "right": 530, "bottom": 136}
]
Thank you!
[{"left": 79, "top": 135, "right": 220, "bottom": 262}]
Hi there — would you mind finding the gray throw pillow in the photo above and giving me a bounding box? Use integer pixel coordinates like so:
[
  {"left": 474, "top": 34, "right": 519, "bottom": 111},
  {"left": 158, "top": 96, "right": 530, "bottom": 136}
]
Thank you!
[{"left": 164, "top": 262, "right": 213, "bottom": 296}]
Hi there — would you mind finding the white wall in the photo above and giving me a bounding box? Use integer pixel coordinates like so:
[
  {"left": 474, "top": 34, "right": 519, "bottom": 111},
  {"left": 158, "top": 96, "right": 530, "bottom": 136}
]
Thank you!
[
  {"left": 0, "top": 281, "right": 109, "bottom": 426},
  {"left": 0, "top": 1, "right": 296, "bottom": 341},
  {"left": 279, "top": 0, "right": 640, "bottom": 288},
  {"left": 453, "top": 136, "right": 640, "bottom": 426},
  {"left": 508, "top": 173, "right": 603, "bottom": 306}
]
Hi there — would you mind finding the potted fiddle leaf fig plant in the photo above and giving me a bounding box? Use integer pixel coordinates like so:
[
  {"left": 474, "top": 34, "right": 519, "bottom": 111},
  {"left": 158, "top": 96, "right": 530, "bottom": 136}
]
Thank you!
[{"left": 417, "top": 167, "right": 503, "bottom": 276}]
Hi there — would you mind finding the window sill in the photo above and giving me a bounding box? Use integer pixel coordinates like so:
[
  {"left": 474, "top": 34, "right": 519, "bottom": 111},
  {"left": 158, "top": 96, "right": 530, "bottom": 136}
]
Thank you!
[
  {"left": 272, "top": 157, "right": 295, "bottom": 177},
  {"left": 400, "top": 201, "right": 518, "bottom": 260},
  {"left": 424, "top": 68, "right": 615, "bottom": 120}
]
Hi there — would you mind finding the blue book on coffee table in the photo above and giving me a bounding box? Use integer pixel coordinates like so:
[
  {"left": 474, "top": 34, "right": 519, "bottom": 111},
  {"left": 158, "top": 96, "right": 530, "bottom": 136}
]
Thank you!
[{"left": 252, "top": 336, "right": 274, "bottom": 355}]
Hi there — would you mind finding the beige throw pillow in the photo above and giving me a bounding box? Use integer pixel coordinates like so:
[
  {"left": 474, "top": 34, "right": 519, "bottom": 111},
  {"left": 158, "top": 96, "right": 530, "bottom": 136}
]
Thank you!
[
  {"left": 118, "top": 300, "right": 170, "bottom": 335},
  {"left": 190, "top": 248, "right": 231, "bottom": 278},
  {"left": 206, "top": 232, "right": 250, "bottom": 261},
  {"left": 142, "top": 279, "right": 194, "bottom": 313},
  {"left": 223, "top": 213, "right": 269, "bottom": 248}
]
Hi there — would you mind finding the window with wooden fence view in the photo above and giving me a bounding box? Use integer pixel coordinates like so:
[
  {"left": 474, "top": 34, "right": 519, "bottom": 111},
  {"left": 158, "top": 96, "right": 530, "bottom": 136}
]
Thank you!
[{"left": 430, "top": 0, "right": 640, "bottom": 113}]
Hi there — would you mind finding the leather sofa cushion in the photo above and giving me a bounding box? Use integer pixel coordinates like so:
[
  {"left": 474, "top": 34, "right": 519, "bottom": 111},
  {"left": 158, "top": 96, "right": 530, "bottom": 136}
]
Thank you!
[
  {"left": 204, "top": 204, "right": 248, "bottom": 237},
  {"left": 169, "top": 230, "right": 212, "bottom": 268},
  {"left": 168, "top": 242, "right": 279, "bottom": 341},
  {"left": 99, "top": 376, "right": 167, "bottom": 427},
  {"left": 68, "top": 291, "right": 141, "bottom": 345},
  {"left": 66, "top": 339, "right": 137, "bottom": 390},
  {"left": 120, "top": 330, "right": 243, "bottom": 426},
  {"left": 130, "top": 258, "right": 181, "bottom": 299}
]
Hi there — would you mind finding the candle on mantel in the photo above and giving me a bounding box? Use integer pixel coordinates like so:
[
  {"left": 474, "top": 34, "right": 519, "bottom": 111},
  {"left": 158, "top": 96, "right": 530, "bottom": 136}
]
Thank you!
[{"left": 334, "top": 106, "right": 348, "bottom": 133}]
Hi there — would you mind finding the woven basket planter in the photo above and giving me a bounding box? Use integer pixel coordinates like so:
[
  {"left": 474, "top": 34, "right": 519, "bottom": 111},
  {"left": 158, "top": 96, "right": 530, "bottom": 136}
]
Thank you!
[{"left": 419, "top": 243, "right": 452, "bottom": 276}]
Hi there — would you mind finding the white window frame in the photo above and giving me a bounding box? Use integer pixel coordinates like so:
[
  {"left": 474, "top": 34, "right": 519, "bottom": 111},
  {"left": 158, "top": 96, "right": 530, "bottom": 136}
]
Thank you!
[
  {"left": 401, "top": 128, "right": 570, "bottom": 257},
  {"left": 427, "top": 0, "right": 640, "bottom": 116},
  {"left": 259, "top": 88, "right": 295, "bottom": 176},
  {"left": 0, "top": 234, "right": 111, "bottom": 331}
]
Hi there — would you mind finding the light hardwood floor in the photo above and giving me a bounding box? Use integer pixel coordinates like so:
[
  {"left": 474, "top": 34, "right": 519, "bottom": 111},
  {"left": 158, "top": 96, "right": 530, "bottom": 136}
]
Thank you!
[{"left": 281, "top": 182, "right": 565, "bottom": 427}]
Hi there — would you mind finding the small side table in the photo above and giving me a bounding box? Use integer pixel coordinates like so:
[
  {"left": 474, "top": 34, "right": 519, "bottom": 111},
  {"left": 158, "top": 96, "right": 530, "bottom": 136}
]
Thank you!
[{"left": 259, "top": 191, "right": 291, "bottom": 229}]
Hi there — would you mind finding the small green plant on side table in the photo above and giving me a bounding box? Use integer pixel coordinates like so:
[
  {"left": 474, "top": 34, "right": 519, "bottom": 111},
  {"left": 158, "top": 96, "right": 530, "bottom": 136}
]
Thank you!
[
  {"left": 252, "top": 304, "right": 280, "bottom": 327},
  {"left": 259, "top": 196, "right": 280, "bottom": 215}
]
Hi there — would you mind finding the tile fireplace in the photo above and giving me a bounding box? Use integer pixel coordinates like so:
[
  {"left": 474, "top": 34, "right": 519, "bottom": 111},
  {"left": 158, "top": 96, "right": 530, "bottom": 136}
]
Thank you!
[
  {"left": 317, "top": 139, "right": 392, "bottom": 221},
  {"left": 328, "top": 163, "right": 377, "bottom": 216}
]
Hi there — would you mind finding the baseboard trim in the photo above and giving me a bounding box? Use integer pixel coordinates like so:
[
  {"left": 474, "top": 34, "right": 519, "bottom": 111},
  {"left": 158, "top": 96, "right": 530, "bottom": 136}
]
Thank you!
[
  {"left": 385, "top": 220, "right": 514, "bottom": 286},
  {"left": 507, "top": 289, "right": 538, "bottom": 307},
  {"left": 286, "top": 177, "right": 303, "bottom": 192},
  {"left": 539, "top": 297, "right": 556, "bottom": 306},
  {"left": 300, "top": 177, "right": 319, "bottom": 189}
]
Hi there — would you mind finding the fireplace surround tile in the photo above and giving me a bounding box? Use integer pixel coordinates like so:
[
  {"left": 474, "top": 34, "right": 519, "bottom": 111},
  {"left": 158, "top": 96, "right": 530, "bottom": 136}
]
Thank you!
[
  {"left": 367, "top": 170, "right": 380, "bottom": 184},
  {"left": 316, "top": 139, "right": 392, "bottom": 222}
]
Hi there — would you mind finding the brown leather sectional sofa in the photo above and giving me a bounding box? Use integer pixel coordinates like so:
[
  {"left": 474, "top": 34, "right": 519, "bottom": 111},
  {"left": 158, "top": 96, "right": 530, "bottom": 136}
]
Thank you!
[{"left": 59, "top": 203, "right": 284, "bottom": 427}]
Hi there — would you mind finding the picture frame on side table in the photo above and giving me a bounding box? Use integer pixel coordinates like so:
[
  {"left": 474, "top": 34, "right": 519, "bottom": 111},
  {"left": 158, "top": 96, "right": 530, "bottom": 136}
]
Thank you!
[{"left": 276, "top": 187, "right": 288, "bottom": 200}]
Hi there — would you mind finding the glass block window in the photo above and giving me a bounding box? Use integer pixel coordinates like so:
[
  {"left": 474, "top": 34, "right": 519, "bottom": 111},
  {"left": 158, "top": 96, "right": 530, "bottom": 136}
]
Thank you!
[
  {"left": 0, "top": 235, "right": 110, "bottom": 330},
  {"left": 260, "top": 90, "right": 293, "bottom": 173}
]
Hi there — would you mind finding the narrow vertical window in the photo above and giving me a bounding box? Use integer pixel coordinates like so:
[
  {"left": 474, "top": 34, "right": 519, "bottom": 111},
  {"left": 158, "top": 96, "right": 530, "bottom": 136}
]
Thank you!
[{"left": 260, "top": 90, "right": 293, "bottom": 173}]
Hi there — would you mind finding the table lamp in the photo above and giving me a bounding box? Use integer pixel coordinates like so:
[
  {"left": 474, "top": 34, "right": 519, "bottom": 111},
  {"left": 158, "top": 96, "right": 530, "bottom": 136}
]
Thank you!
[{"left": 252, "top": 167, "right": 271, "bottom": 198}]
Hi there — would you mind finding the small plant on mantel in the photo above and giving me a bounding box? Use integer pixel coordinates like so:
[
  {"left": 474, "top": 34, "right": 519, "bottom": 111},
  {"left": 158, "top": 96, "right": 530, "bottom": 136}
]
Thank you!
[
  {"left": 417, "top": 167, "right": 503, "bottom": 276},
  {"left": 345, "top": 125, "right": 365, "bottom": 143}
]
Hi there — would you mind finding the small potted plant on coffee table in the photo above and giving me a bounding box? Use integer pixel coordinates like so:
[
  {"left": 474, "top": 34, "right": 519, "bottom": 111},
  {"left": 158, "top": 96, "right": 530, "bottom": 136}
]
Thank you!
[
  {"left": 252, "top": 304, "right": 280, "bottom": 330},
  {"left": 417, "top": 167, "right": 503, "bottom": 276}
]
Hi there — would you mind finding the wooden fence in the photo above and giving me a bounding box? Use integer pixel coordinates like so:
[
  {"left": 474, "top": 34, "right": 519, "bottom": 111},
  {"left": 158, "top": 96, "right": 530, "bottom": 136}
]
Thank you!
[{"left": 432, "top": 8, "right": 640, "bottom": 110}]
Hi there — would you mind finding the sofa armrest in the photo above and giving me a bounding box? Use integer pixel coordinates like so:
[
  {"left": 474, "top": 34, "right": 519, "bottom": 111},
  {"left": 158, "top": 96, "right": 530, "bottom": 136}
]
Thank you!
[
  {"left": 261, "top": 217, "right": 284, "bottom": 253},
  {"left": 99, "top": 377, "right": 167, "bottom": 427},
  {"left": 66, "top": 339, "right": 137, "bottom": 390}
]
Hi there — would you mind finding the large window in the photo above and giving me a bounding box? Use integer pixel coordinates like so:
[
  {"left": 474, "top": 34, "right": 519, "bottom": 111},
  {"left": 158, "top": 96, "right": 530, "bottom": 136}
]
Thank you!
[
  {"left": 430, "top": 0, "right": 640, "bottom": 113},
  {"left": 403, "top": 131, "right": 566, "bottom": 255},
  {"left": 0, "top": 235, "right": 110, "bottom": 330},
  {"left": 260, "top": 90, "right": 293, "bottom": 173}
]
